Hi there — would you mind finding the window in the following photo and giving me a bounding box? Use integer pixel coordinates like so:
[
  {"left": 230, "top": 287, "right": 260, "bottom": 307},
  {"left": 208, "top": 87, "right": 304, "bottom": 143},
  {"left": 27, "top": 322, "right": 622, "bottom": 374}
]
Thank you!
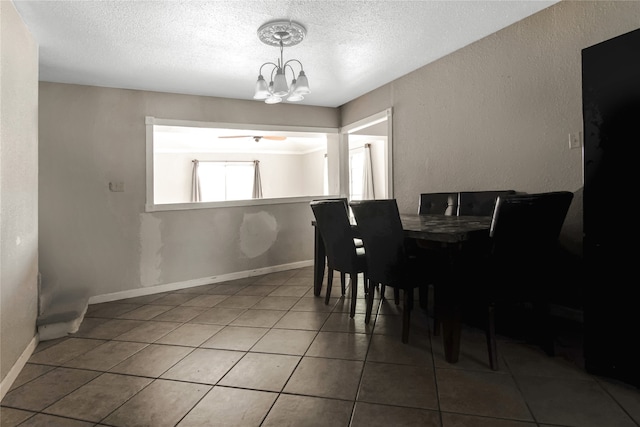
[
  {"left": 146, "top": 117, "right": 338, "bottom": 211},
  {"left": 349, "top": 148, "right": 364, "bottom": 201},
  {"left": 196, "top": 161, "right": 255, "bottom": 202}
]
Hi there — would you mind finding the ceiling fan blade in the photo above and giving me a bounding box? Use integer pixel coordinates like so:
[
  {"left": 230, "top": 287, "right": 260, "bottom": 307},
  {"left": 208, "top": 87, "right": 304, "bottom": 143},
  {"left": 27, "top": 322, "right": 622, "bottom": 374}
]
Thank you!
[
  {"left": 217, "top": 135, "right": 254, "bottom": 139},
  {"left": 262, "top": 136, "right": 287, "bottom": 141}
]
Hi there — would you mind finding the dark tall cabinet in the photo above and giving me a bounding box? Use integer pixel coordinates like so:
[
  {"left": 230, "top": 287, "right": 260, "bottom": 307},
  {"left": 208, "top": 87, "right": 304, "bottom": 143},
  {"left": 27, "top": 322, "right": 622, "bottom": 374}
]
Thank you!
[{"left": 582, "top": 28, "right": 640, "bottom": 388}]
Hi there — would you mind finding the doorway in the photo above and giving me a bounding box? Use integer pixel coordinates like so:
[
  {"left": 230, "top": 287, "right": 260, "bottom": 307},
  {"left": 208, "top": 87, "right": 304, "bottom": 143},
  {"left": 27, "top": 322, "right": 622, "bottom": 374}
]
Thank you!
[{"left": 340, "top": 109, "right": 393, "bottom": 201}]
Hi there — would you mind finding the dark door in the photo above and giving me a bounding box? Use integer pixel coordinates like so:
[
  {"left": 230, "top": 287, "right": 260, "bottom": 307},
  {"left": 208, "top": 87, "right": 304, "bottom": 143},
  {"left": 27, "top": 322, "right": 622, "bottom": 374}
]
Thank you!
[{"left": 582, "top": 28, "right": 640, "bottom": 388}]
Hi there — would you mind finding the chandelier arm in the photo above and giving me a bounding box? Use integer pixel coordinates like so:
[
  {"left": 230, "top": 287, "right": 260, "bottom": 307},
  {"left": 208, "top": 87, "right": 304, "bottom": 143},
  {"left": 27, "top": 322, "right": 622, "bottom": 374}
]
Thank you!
[
  {"left": 284, "top": 59, "right": 304, "bottom": 72},
  {"left": 258, "top": 62, "right": 278, "bottom": 76},
  {"left": 284, "top": 63, "right": 297, "bottom": 80}
]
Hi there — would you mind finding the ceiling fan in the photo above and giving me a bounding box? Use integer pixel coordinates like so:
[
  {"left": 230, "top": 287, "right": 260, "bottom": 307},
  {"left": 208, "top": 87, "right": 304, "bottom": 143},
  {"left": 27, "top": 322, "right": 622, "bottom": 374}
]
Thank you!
[{"left": 217, "top": 135, "right": 287, "bottom": 143}]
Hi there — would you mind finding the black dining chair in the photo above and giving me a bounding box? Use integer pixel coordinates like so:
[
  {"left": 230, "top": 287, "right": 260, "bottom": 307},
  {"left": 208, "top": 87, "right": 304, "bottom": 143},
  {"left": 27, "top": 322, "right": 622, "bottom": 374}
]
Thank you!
[
  {"left": 310, "top": 200, "right": 367, "bottom": 318},
  {"left": 312, "top": 198, "right": 363, "bottom": 296},
  {"left": 457, "top": 190, "right": 516, "bottom": 216},
  {"left": 464, "top": 191, "right": 574, "bottom": 370},
  {"left": 349, "top": 199, "right": 425, "bottom": 343},
  {"left": 418, "top": 192, "right": 458, "bottom": 215}
]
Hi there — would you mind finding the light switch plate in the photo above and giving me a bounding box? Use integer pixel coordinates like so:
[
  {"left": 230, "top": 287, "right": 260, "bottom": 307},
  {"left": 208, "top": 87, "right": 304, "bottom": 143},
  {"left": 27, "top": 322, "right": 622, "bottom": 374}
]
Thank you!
[{"left": 569, "top": 132, "right": 582, "bottom": 149}]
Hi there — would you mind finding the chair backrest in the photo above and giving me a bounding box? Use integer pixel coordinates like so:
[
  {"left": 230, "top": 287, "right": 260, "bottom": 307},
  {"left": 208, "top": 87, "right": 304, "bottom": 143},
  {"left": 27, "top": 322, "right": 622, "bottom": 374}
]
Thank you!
[
  {"left": 458, "top": 190, "right": 517, "bottom": 216},
  {"left": 349, "top": 199, "right": 406, "bottom": 286},
  {"left": 489, "top": 191, "right": 574, "bottom": 262},
  {"left": 418, "top": 192, "right": 458, "bottom": 215},
  {"left": 310, "top": 200, "right": 361, "bottom": 272}
]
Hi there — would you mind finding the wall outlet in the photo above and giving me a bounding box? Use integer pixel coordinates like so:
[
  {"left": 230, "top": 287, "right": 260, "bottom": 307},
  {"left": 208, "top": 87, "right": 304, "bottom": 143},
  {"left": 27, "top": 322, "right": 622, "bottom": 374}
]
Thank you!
[
  {"left": 569, "top": 132, "right": 582, "bottom": 149},
  {"left": 109, "top": 181, "right": 125, "bottom": 192}
]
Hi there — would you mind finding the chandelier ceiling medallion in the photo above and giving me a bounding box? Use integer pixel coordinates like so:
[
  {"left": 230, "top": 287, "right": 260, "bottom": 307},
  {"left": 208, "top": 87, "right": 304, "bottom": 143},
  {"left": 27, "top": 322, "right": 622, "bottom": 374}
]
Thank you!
[{"left": 253, "top": 20, "right": 310, "bottom": 104}]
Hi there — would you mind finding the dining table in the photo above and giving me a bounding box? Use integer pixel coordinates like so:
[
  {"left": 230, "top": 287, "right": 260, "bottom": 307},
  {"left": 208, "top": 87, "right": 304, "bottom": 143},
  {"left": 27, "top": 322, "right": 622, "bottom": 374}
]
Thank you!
[{"left": 312, "top": 213, "right": 493, "bottom": 364}]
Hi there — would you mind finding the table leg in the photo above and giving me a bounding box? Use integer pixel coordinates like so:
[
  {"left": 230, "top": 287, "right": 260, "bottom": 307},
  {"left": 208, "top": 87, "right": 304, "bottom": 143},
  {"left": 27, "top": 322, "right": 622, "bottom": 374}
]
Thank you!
[
  {"left": 313, "top": 225, "right": 326, "bottom": 296},
  {"left": 440, "top": 244, "right": 463, "bottom": 363}
]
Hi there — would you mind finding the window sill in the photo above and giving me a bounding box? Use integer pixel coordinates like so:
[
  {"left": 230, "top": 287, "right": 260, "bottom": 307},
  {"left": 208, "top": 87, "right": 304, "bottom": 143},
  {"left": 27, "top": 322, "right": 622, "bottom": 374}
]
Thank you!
[{"left": 146, "top": 195, "right": 339, "bottom": 212}]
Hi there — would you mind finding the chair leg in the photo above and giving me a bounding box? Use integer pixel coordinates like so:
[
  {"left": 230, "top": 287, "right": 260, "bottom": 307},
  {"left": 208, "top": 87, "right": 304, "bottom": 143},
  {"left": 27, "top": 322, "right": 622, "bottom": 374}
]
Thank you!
[
  {"left": 432, "top": 284, "right": 440, "bottom": 336},
  {"left": 350, "top": 274, "right": 358, "bottom": 318},
  {"left": 365, "top": 278, "right": 375, "bottom": 324},
  {"left": 340, "top": 272, "right": 346, "bottom": 296},
  {"left": 486, "top": 302, "right": 498, "bottom": 370},
  {"left": 325, "top": 269, "right": 334, "bottom": 305},
  {"left": 402, "top": 289, "right": 411, "bottom": 343},
  {"left": 394, "top": 288, "right": 400, "bottom": 305}
]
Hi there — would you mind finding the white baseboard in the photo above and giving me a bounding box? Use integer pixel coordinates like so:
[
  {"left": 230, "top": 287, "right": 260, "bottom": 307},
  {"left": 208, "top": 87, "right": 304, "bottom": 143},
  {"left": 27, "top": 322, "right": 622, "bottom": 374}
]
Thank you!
[
  {"left": 1, "top": 334, "right": 38, "bottom": 401},
  {"left": 89, "top": 260, "right": 313, "bottom": 305}
]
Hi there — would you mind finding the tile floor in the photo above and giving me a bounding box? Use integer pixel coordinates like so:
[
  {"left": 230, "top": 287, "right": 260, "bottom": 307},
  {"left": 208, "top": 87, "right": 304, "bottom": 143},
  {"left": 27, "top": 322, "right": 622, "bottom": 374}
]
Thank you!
[{"left": 2, "top": 266, "right": 639, "bottom": 427}]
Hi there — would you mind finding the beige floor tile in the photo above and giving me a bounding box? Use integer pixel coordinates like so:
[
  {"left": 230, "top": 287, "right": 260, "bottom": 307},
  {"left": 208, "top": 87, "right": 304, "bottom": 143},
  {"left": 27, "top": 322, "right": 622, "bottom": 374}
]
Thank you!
[
  {"left": 320, "top": 312, "right": 374, "bottom": 334},
  {"left": 112, "top": 320, "right": 181, "bottom": 343},
  {"left": 179, "top": 294, "right": 229, "bottom": 307},
  {"left": 190, "top": 307, "right": 246, "bottom": 324},
  {"left": 251, "top": 328, "right": 317, "bottom": 355},
  {"left": 109, "top": 344, "right": 193, "bottom": 377},
  {"left": 284, "top": 357, "right": 364, "bottom": 400},
  {"left": 236, "top": 284, "right": 281, "bottom": 296},
  {"left": 177, "top": 386, "right": 277, "bottom": 427},
  {"left": 229, "top": 309, "right": 287, "bottom": 328},
  {"left": 116, "top": 304, "right": 173, "bottom": 320},
  {"left": 155, "top": 323, "right": 223, "bottom": 346},
  {"left": 103, "top": 379, "right": 210, "bottom": 427},
  {"left": 501, "top": 341, "right": 592, "bottom": 379},
  {"left": 151, "top": 305, "right": 208, "bottom": 322},
  {"left": 218, "top": 352, "right": 300, "bottom": 392},
  {"left": 291, "top": 296, "right": 339, "bottom": 312},
  {"left": 72, "top": 318, "right": 145, "bottom": 339},
  {"left": 358, "top": 361, "right": 438, "bottom": 410},
  {"left": 305, "top": 331, "right": 370, "bottom": 360},
  {"left": 215, "top": 295, "right": 264, "bottom": 309},
  {"left": 200, "top": 325, "right": 268, "bottom": 351},
  {"left": 27, "top": 338, "right": 105, "bottom": 366},
  {"left": 16, "top": 413, "right": 95, "bottom": 427},
  {"left": 598, "top": 378, "right": 640, "bottom": 424},
  {"left": 0, "top": 407, "right": 35, "bottom": 426},
  {"left": 63, "top": 340, "right": 148, "bottom": 370},
  {"left": 43, "top": 373, "right": 152, "bottom": 422},
  {"left": 351, "top": 402, "right": 441, "bottom": 427},
  {"left": 85, "top": 302, "right": 141, "bottom": 318},
  {"left": 251, "top": 296, "right": 300, "bottom": 310},
  {"left": 268, "top": 285, "right": 311, "bottom": 297},
  {"left": 437, "top": 368, "right": 533, "bottom": 421},
  {"left": 161, "top": 348, "right": 244, "bottom": 384},
  {"left": 366, "top": 333, "right": 432, "bottom": 366},
  {"left": 516, "top": 375, "right": 636, "bottom": 427},
  {"left": 7, "top": 364, "right": 54, "bottom": 391},
  {"left": 1, "top": 368, "right": 100, "bottom": 411},
  {"left": 273, "top": 311, "right": 330, "bottom": 330},
  {"left": 441, "top": 413, "right": 537, "bottom": 427},
  {"left": 261, "top": 394, "right": 353, "bottom": 427}
]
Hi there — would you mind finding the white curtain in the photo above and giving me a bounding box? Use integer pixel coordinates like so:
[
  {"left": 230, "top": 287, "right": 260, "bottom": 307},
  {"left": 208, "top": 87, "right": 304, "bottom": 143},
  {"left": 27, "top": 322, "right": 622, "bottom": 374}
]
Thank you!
[
  {"left": 252, "top": 160, "right": 263, "bottom": 199},
  {"left": 362, "top": 144, "right": 375, "bottom": 199},
  {"left": 191, "top": 160, "right": 201, "bottom": 202}
]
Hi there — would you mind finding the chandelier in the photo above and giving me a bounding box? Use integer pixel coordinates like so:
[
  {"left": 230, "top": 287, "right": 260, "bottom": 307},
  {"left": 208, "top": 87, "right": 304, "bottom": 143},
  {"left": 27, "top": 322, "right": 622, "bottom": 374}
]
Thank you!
[{"left": 253, "top": 20, "right": 310, "bottom": 104}]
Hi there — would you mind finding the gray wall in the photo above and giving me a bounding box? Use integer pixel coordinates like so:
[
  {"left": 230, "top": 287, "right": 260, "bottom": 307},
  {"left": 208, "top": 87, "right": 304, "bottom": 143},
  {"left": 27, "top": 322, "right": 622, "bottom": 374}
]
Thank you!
[
  {"left": 341, "top": 0, "right": 640, "bottom": 256},
  {"left": 0, "top": 1, "right": 39, "bottom": 393},
  {"left": 38, "top": 83, "right": 339, "bottom": 302}
]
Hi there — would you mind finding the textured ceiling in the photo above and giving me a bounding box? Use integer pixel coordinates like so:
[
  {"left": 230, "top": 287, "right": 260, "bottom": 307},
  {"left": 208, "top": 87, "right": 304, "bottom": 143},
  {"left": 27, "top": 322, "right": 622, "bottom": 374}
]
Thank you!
[{"left": 13, "top": 0, "right": 558, "bottom": 108}]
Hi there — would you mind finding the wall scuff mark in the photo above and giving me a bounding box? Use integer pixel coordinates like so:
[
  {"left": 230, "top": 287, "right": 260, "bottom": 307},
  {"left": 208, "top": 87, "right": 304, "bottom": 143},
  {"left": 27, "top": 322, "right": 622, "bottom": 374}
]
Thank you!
[{"left": 239, "top": 212, "right": 277, "bottom": 258}]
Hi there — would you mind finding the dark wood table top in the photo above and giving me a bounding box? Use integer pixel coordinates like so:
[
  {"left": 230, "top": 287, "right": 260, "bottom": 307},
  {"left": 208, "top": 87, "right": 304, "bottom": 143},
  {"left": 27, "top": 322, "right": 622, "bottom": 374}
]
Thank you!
[{"left": 400, "top": 213, "right": 492, "bottom": 244}]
